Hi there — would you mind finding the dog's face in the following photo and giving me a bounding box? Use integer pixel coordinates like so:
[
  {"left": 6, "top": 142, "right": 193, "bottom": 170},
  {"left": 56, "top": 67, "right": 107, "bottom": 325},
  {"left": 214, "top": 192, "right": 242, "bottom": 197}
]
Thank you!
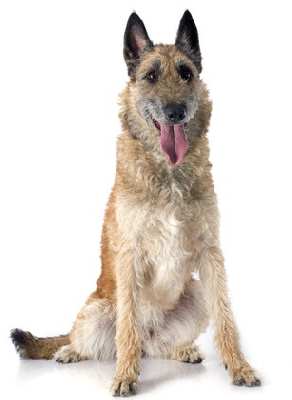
[{"left": 124, "top": 10, "right": 204, "bottom": 166}]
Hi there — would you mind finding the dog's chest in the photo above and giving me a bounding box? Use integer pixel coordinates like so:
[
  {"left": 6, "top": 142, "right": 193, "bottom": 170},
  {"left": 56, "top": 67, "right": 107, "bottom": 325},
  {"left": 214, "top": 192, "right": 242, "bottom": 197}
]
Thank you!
[
  {"left": 117, "top": 198, "right": 204, "bottom": 308},
  {"left": 138, "top": 210, "right": 194, "bottom": 306}
]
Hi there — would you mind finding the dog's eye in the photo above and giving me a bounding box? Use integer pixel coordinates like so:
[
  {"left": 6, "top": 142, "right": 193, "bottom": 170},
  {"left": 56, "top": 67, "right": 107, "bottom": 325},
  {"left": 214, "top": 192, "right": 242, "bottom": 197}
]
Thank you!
[
  {"left": 145, "top": 70, "right": 157, "bottom": 83},
  {"left": 178, "top": 65, "right": 193, "bottom": 82}
]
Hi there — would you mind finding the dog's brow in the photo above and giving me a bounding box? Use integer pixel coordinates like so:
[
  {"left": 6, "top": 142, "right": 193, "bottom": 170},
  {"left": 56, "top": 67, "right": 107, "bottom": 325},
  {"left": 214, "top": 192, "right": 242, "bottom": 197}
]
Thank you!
[
  {"left": 140, "top": 59, "right": 161, "bottom": 80},
  {"left": 176, "top": 59, "right": 192, "bottom": 69},
  {"left": 148, "top": 59, "right": 161, "bottom": 73}
]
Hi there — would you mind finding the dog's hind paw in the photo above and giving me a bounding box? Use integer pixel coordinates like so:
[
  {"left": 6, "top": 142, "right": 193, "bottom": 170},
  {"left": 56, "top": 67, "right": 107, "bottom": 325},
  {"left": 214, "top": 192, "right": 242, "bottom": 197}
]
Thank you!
[
  {"left": 54, "top": 345, "right": 84, "bottom": 364},
  {"left": 171, "top": 344, "right": 204, "bottom": 364}
]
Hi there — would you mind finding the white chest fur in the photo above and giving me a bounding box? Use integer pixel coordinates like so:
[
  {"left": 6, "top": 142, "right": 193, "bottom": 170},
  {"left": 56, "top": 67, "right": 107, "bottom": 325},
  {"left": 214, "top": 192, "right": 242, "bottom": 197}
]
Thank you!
[{"left": 116, "top": 198, "right": 203, "bottom": 309}]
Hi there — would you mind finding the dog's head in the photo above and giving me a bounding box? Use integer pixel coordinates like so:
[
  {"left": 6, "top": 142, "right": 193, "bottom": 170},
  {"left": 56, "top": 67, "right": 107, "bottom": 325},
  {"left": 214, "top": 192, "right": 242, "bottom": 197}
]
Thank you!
[{"left": 123, "top": 10, "right": 207, "bottom": 167}]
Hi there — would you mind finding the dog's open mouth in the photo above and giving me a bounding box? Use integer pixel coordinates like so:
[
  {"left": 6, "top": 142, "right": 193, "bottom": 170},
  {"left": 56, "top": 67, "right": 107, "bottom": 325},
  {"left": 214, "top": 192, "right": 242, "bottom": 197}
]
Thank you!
[{"left": 153, "top": 120, "right": 189, "bottom": 166}]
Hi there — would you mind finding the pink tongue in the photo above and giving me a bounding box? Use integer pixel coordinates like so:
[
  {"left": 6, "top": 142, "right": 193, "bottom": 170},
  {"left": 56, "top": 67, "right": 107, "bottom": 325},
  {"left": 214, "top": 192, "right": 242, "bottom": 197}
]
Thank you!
[{"left": 160, "top": 124, "right": 189, "bottom": 165}]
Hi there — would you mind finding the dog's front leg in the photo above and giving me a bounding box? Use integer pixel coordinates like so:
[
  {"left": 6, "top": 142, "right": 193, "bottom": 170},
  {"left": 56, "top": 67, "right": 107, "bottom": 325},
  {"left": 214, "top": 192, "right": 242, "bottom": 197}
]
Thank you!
[
  {"left": 199, "top": 246, "right": 261, "bottom": 387},
  {"left": 111, "top": 247, "right": 141, "bottom": 397}
]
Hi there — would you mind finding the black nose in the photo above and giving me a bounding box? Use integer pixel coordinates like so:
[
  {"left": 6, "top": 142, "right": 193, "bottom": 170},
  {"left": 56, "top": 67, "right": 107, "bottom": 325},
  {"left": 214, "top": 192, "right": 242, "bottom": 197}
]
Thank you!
[{"left": 164, "top": 103, "right": 186, "bottom": 123}]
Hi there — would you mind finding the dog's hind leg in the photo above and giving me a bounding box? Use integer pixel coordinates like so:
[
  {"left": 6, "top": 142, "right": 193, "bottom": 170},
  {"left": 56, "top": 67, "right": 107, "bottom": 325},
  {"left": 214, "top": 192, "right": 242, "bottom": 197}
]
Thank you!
[
  {"left": 143, "top": 280, "right": 209, "bottom": 363},
  {"left": 54, "top": 296, "right": 116, "bottom": 363}
]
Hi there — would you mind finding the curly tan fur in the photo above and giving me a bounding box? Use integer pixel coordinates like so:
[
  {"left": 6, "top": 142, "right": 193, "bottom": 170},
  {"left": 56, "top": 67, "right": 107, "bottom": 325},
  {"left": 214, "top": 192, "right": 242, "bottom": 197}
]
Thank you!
[{"left": 11, "top": 11, "right": 260, "bottom": 396}]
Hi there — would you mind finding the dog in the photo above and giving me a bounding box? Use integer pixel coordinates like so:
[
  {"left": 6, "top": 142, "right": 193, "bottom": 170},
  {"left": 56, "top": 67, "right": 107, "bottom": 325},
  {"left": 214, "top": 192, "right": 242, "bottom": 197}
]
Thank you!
[{"left": 11, "top": 10, "right": 261, "bottom": 396}]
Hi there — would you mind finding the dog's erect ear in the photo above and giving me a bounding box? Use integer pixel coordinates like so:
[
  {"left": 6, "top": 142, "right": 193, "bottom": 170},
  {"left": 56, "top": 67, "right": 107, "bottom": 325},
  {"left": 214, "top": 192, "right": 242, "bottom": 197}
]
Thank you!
[
  {"left": 124, "top": 12, "right": 153, "bottom": 77},
  {"left": 175, "top": 10, "right": 202, "bottom": 73}
]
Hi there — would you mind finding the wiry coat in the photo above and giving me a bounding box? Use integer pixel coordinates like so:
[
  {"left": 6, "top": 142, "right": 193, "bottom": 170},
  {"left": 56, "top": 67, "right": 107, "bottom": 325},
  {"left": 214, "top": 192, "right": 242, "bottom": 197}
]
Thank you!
[{"left": 11, "top": 10, "right": 260, "bottom": 396}]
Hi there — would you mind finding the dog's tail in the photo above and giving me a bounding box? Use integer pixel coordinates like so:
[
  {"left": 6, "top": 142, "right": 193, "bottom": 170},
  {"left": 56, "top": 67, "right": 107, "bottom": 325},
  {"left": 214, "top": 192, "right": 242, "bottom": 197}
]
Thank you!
[{"left": 10, "top": 328, "right": 70, "bottom": 360}]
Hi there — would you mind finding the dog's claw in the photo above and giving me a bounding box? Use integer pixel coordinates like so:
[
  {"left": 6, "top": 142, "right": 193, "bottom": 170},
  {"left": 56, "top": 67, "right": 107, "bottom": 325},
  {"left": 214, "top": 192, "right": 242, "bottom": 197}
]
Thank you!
[
  {"left": 233, "top": 377, "right": 245, "bottom": 386},
  {"left": 183, "top": 356, "right": 203, "bottom": 364},
  {"left": 112, "top": 378, "right": 137, "bottom": 397},
  {"left": 247, "top": 377, "right": 261, "bottom": 387}
]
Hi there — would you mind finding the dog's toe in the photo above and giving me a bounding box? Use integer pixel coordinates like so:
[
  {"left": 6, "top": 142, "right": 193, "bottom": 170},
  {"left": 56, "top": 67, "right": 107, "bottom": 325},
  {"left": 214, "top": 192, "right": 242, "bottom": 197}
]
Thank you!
[
  {"left": 112, "top": 378, "right": 137, "bottom": 397},
  {"left": 232, "top": 364, "right": 261, "bottom": 388}
]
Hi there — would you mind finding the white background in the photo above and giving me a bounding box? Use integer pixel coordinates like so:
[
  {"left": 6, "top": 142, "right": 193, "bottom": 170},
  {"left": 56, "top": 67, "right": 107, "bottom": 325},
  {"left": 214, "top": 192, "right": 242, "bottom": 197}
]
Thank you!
[{"left": 1, "top": 0, "right": 291, "bottom": 399}]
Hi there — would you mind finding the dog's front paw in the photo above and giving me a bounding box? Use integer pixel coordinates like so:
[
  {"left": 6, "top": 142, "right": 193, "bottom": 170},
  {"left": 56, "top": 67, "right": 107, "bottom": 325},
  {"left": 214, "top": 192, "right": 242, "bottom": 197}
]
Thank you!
[
  {"left": 232, "top": 363, "right": 261, "bottom": 387},
  {"left": 111, "top": 377, "right": 137, "bottom": 397}
]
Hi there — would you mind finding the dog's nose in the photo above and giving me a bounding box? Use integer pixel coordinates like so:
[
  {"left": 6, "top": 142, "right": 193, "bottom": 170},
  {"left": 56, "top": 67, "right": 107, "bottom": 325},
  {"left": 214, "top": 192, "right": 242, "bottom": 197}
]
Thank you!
[{"left": 164, "top": 104, "right": 186, "bottom": 123}]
